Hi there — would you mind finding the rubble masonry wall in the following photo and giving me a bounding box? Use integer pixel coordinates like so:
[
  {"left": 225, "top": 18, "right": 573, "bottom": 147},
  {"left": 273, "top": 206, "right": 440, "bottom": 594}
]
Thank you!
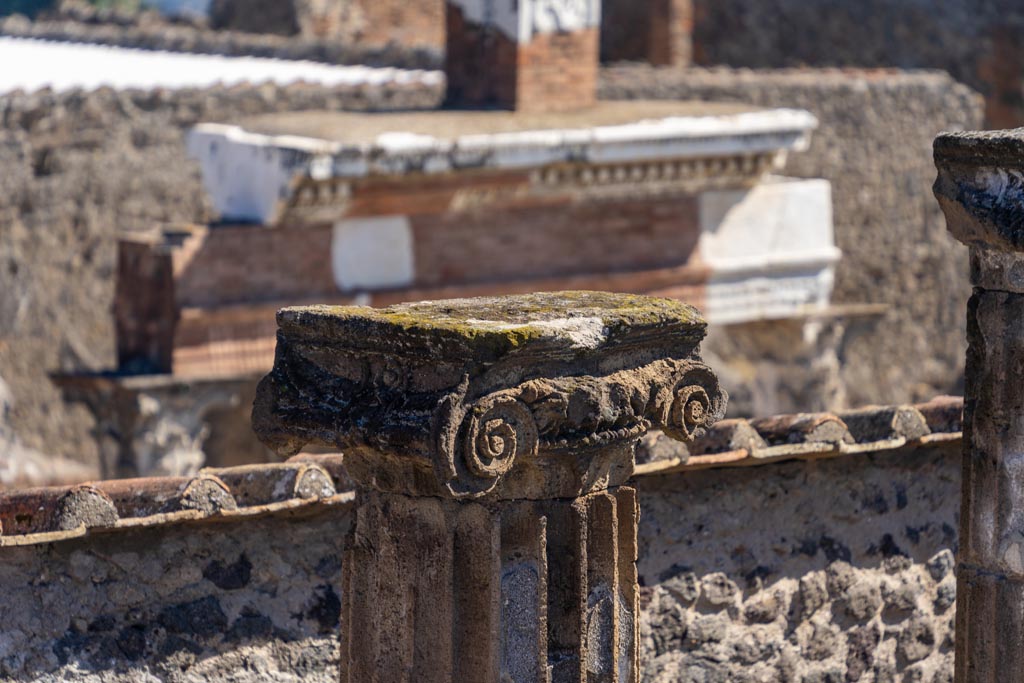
[{"left": 0, "top": 443, "right": 960, "bottom": 682}]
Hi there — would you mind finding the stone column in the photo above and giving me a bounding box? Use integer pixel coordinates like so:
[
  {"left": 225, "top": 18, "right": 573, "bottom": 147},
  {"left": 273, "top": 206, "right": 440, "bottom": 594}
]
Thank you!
[
  {"left": 934, "top": 130, "right": 1024, "bottom": 682},
  {"left": 444, "top": 0, "right": 600, "bottom": 112},
  {"left": 252, "top": 291, "right": 726, "bottom": 682}
]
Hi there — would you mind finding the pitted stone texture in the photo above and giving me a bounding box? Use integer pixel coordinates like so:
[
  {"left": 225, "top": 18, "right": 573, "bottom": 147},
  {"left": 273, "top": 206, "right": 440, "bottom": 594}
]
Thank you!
[
  {"left": 341, "top": 487, "right": 640, "bottom": 683},
  {"left": 0, "top": 506, "right": 350, "bottom": 682},
  {"left": 934, "top": 125, "right": 1024, "bottom": 683},
  {"left": 254, "top": 291, "right": 726, "bottom": 499},
  {"left": 934, "top": 129, "right": 1024, "bottom": 257},
  {"left": 637, "top": 442, "right": 959, "bottom": 682}
]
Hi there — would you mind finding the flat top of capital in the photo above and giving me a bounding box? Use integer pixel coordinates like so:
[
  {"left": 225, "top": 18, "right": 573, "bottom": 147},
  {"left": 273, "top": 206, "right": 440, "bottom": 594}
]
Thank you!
[
  {"left": 934, "top": 127, "right": 1024, "bottom": 167},
  {"left": 276, "top": 291, "right": 707, "bottom": 359}
]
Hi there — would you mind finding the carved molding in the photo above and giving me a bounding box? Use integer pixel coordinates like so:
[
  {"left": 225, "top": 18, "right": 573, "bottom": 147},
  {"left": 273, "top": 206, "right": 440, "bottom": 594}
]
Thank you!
[
  {"left": 281, "top": 154, "right": 776, "bottom": 225},
  {"left": 432, "top": 359, "right": 724, "bottom": 497}
]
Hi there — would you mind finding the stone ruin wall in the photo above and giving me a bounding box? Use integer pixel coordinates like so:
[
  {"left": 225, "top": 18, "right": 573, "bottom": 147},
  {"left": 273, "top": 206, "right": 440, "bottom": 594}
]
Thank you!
[
  {"left": 0, "top": 506, "right": 350, "bottom": 682},
  {"left": 7, "top": 0, "right": 1024, "bottom": 125},
  {"left": 0, "top": 443, "right": 960, "bottom": 682},
  {"left": 638, "top": 443, "right": 960, "bottom": 683},
  {"left": 0, "top": 68, "right": 983, "bottom": 473},
  {"left": 0, "top": 1, "right": 444, "bottom": 69},
  {"left": 601, "top": 67, "right": 982, "bottom": 412},
  {"left": 0, "top": 82, "right": 443, "bottom": 475},
  {"left": 687, "top": 0, "right": 1024, "bottom": 129}
]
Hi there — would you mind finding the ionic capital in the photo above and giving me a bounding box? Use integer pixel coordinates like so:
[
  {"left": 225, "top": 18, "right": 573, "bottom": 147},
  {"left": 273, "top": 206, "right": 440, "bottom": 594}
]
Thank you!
[{"left": 253, "top": 291, "right": 726, "bottom": 500}]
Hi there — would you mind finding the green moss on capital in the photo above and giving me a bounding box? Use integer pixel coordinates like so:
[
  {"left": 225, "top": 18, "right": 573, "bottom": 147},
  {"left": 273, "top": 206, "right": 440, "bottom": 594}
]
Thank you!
[{"left": 278, "top": 291, "right": 706, "bottom": 352}]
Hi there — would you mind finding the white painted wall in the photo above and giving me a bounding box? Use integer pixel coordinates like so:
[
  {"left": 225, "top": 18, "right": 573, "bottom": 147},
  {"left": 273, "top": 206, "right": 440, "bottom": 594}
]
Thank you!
[
  {"left": 698, "top": 177, "right": 839, "bottom": 324},
  {"left": 447, "top": 0, "right": 600, "bottom": 43},
  {"left": 187, "top": 125, "right": 337, "bottom": 224},
  {"left": 331, "top": 216, "right": 416, "bottom": 291}
]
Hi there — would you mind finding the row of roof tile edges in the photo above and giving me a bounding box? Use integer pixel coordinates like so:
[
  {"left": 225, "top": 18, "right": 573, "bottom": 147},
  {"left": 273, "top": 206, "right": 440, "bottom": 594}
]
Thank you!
[
  {"left": 0, "top": 396, "right": 963, "bottom": 547},
  {"left": 635, "top": 395, "right": 963, "bottom": 477},
  {"left": 0, "top": 454, "right": 355, "bottom": 547}
]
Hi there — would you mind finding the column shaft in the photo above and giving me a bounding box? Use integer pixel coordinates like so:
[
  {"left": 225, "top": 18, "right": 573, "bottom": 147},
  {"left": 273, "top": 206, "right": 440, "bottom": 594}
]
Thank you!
[{"left": 341, "top": 488, "right": 639, "bottom": 683}]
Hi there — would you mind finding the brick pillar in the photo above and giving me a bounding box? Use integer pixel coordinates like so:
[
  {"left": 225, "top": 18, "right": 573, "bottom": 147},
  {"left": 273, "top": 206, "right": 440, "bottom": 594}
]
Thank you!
[
  {"left": 115, "top": 237, "right": 178, "bottom": 375},
  {"left": 600, "top": 0, "right": 692, "bottom": 67},
  {"left": 445, "top": 0, "right": 600, "bottom": 112},
  {"left": 934, "top": 130, "right": 1024, "bottom": 681},
  {"left": 252, "top": 291, "right": 726, "bottom": 682}
]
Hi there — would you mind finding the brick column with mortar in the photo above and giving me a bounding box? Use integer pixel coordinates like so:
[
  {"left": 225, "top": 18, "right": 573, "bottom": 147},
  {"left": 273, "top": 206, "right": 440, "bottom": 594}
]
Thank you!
[
  {"left": 934, "top": 130, "right": 1024, "bottom": 682},
  {"left": 252, "top": 291, "right": 726, "bottom": 682},
  {"left": 444, "top": 0, "right": 600, "bottom": 111}
]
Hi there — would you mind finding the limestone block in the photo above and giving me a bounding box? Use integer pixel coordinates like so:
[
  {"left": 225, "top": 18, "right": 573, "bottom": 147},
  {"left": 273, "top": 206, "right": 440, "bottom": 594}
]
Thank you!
[{"left": 331, "top": 216, "right": 415, "bottom": 291}]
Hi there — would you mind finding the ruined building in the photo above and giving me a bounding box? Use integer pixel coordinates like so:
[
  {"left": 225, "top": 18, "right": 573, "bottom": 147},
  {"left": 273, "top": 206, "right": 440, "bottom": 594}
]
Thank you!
[
  {"left": 0, "top": 1, "right": 1005, "bottom": 681},
  {"left": 50, "top": 0, "right": 850, "bottom": 478},
  {"left": 0, "top": 0, "right": 981, "bottom": 480},
  {"left": 0, "top": 291, "right": 965, "bottom": 682}
]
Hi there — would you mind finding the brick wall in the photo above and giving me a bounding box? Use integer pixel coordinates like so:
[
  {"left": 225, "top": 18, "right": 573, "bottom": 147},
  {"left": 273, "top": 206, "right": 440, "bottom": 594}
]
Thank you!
[
  {"left": 172, "top": 225, "right": 336, "bottom": 309},
  {"left": 411, "top": 196, "right": 700, "bottom": 286},
  {"left": 161, "top": 193, "right": 703, "bottom": 310},
  {"left": 444, "top": 5, "right": 598, "bottom": 111},
  {"left": 132, "top": 191, "right": 706, "bottom": 378},
  {"left": 443, "top": 5, "right": 519, "bottom": 109},
  {"left": 601, "top": 0, "right": 693, "bottom": 66},
  {"left": 515, "top": 27, "right": 599, "bottom": 112}
]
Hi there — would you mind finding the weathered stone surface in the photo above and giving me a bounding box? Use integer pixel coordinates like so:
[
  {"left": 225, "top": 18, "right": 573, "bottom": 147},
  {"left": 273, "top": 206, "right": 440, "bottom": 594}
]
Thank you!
[
  {"left": 340, "top": 486, "right": 640, "bottom": 683},
  {"left": 254, "top": 291, "right": 726, "bottom": 500},
  {"left": 934, "top": 127, "right": 1024, "bottom": 683},
  {"left": 934, "top": 129, "right": 1024, "bottom": 256},
  {"left": 0, "top": 82, "right": 443, "bottom": 475},
  {"left": 637, "top": 442, "right": 960, "bottom": 682},
  {"left": 0, "top": 506, "right": 351, "bottom": 681},
  {"left": 0, "top": 439, "right": 960, "bottom": 681}
]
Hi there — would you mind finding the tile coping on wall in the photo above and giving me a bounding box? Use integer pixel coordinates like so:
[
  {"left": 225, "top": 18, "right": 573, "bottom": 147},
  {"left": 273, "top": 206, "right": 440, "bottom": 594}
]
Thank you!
[{"left": 0, "top": 396, "right": 962, "bottom": 547}]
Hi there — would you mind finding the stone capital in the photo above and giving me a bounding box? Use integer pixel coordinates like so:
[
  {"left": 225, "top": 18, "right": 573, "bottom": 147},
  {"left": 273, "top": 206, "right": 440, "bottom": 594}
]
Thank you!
[
  {"left": 934, "top": 130, "right": 1024, "bottom": 256},
  {"left": 253, "top": 291, "right": 726, "bottom": 500}
]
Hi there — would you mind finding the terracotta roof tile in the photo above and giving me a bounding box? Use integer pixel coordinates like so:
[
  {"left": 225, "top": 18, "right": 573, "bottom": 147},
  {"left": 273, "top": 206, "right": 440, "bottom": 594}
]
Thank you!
[
  {"left": 0, "top": 454, "right": 352, "bottom": 546},
  {"left": 635, "top": 396, "right": 964, "bottom": 477}
]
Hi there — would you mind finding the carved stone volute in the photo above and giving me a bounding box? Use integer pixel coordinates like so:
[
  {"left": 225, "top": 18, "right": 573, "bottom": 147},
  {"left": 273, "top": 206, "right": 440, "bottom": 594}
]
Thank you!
[{"left": 253, "top": 291, "right": 726, "bottom": 499}]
